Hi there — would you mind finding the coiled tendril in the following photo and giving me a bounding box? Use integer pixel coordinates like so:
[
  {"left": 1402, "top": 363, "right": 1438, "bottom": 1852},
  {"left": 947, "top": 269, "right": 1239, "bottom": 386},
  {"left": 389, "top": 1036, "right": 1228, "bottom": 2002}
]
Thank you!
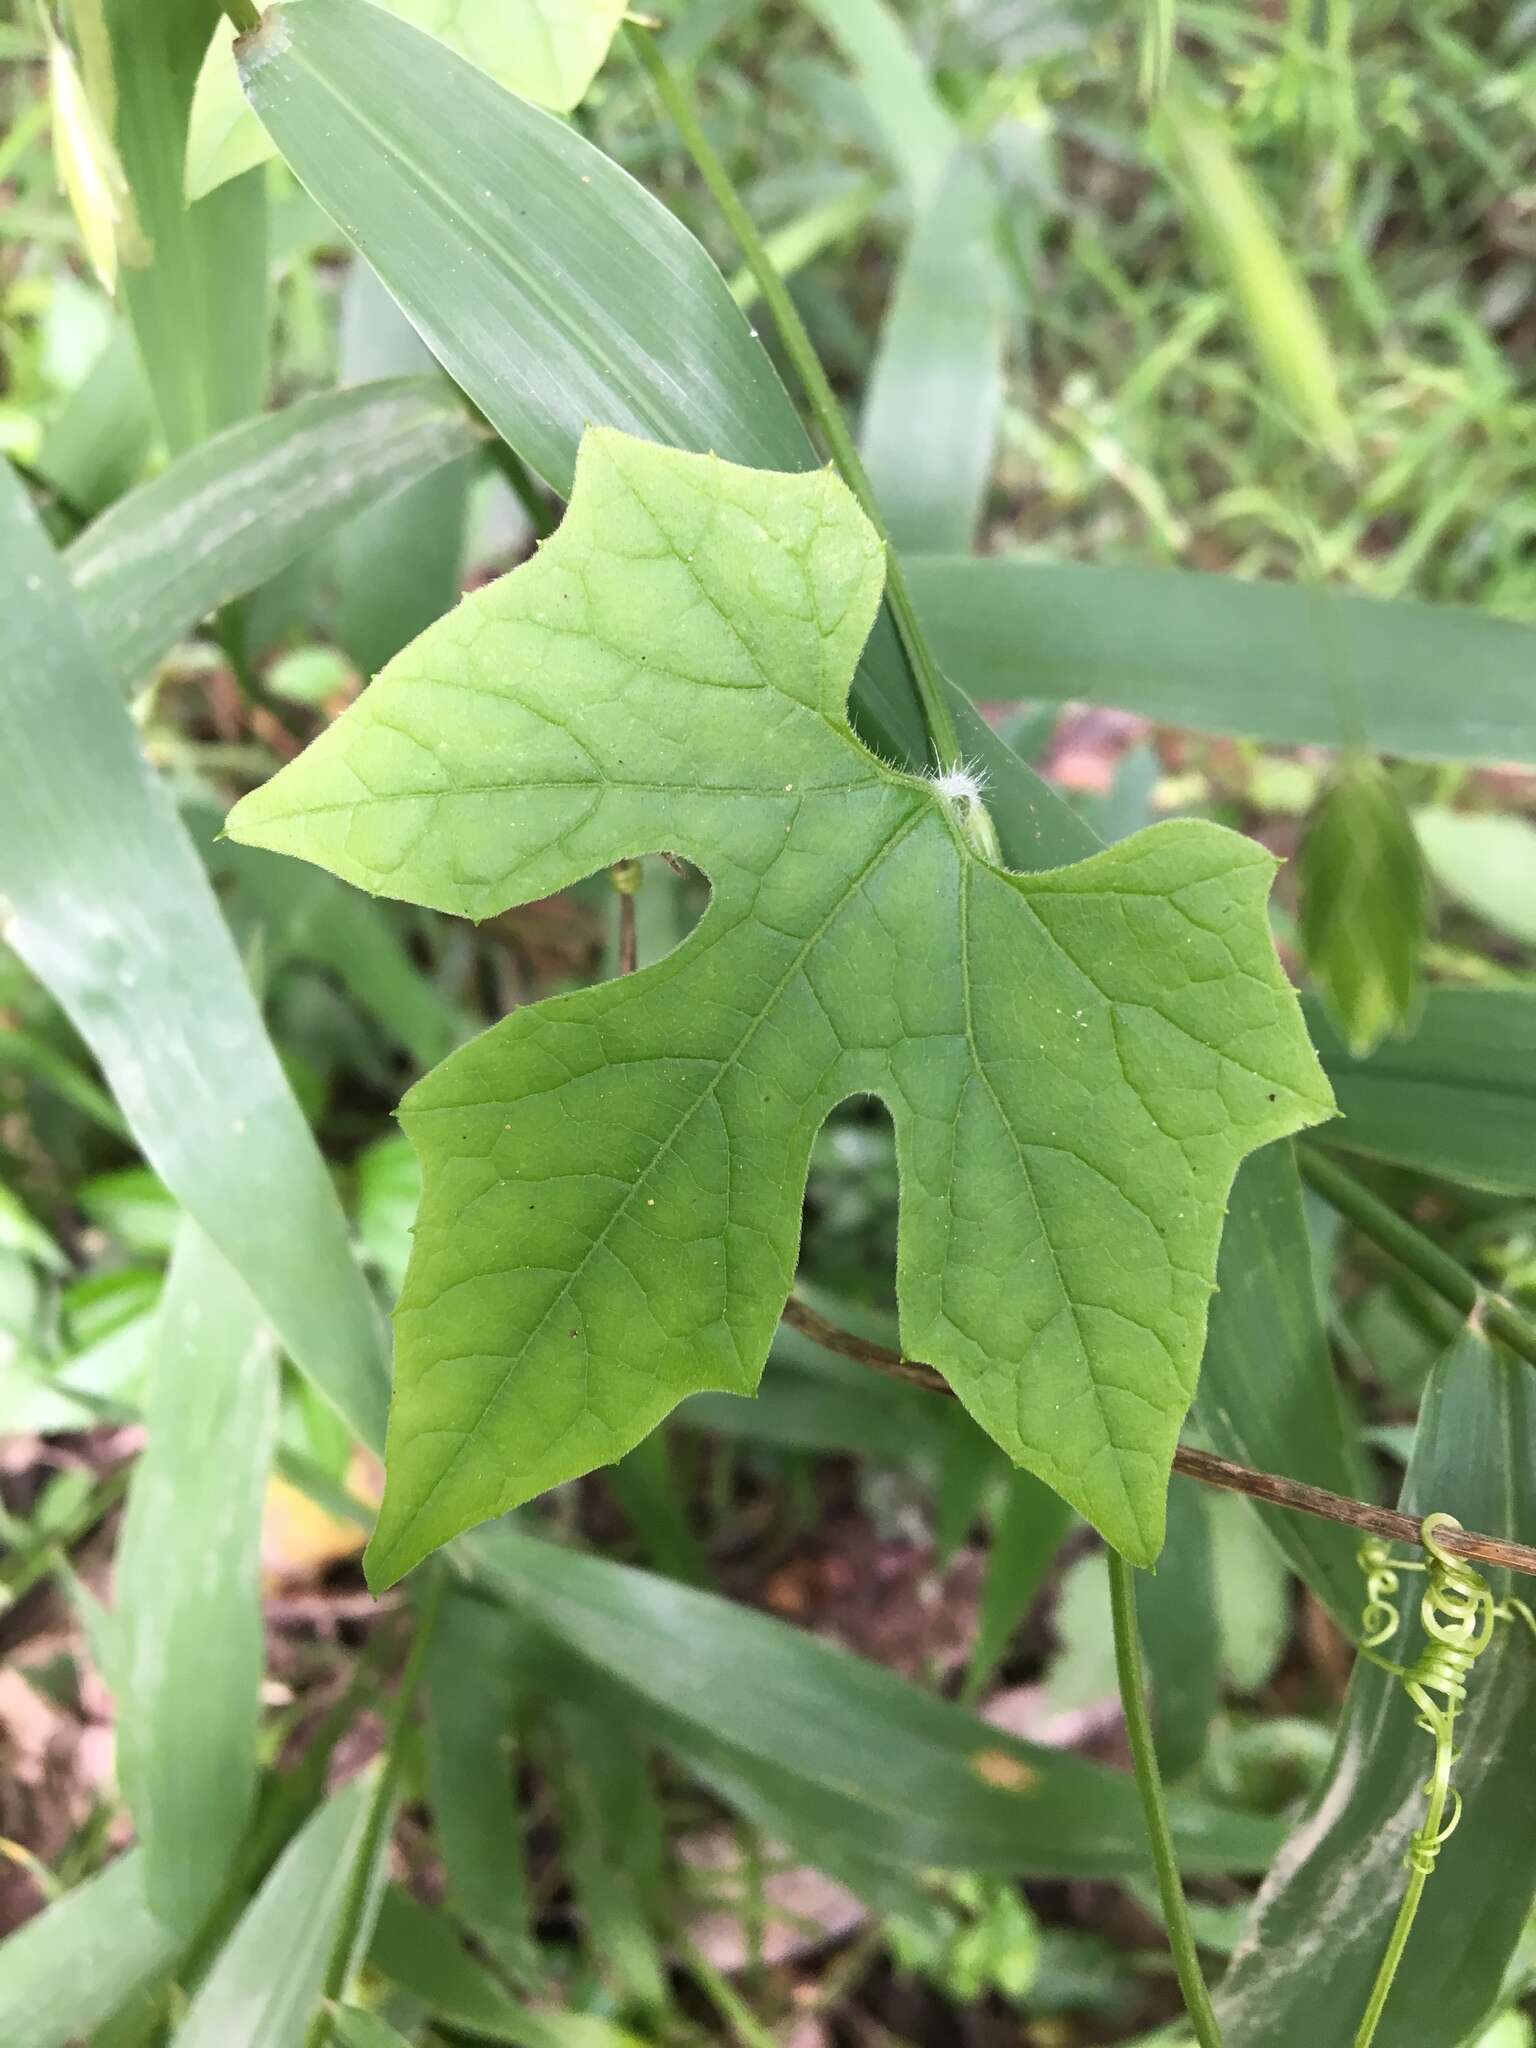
[{"left": 1351, "top": 1511, "right": 1534, "bottom": 2047}]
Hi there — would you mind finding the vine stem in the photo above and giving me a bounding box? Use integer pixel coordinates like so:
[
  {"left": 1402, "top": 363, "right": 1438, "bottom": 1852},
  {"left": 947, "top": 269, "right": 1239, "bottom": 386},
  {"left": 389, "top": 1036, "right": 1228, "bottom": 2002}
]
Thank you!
[
  {"left": 1351, "top": 1815, "right": 1436, "bottom": 2048},
  {"left": 221, "top": 0, "right": 260, "bottom": 34},
  {"left": 780, "top": 1297, "right": 1536, "bottom": 1580},
  {"left": 1298, "top": 1148, "right": 1536, "bottom": 1372},
  {"left": 304, "top": 1565, "right": 448, "bottom": 2047},
  {"left": 625, "top": 22, "right": 965, "bottom": 774},
  {"left": 1107, "top": 1550, "right": 1226, "bottom": 2048}
]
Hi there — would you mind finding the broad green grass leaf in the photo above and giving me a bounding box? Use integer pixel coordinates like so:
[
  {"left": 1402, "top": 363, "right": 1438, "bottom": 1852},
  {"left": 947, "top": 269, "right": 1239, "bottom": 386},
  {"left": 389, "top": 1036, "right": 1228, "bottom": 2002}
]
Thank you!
[
  {"left": 0, "top": 459, "right": 387, "bottom": 1450},
  {"left": 471, "top": 1523, "right": 1283, "bottom": 1878},
  {"left": 1415, "top": 806, "right": 1536, "bottom": 948},
  {"left": 99, "top": 0, "right": 267, "bottom": 450},
  {"left": 1194, "top": 1147, "right": 1366, "bottom": 1630},
  {"left": 0, "top": 1850, "right": 179, "bottom": 2048},
  {"left": 796, "top": 0, "right": 955, "bottom": 202},
  {"left": 1206, "top": 1490, "right": 1290, "bottom": 1694},
  {"left": 551, "top": 1703, "right": 669, "bottom": 2015},
  {"left": 1136, "top": 1482, "right": 1219, "bottom": 1780},
  {"left": 113, "top": 1223, "right": 278, "bottom": 1934},
  {"left": 1306, "top": 990, "right": 1536, "bottom": 1195},
  {"left": 859, "top": 146, "right": 1007, "bottom": 553},
  {"left": 236, "top": 0, "right": 806, "bottom": 498},
  {"left": 331, "top": 264, "right": 475, "bottom": 677},
  {"left": 212, "top": 833, "right": 461, "bottom": 1073},
  {"left": 1298, "top": 758, "right": 1428, "bottom": 1057},
  {"left": 424, "top": 1592, "right": 538, "bottom": 1979},
  {"left": 1216, "top": 1327, "right": 1536, "bottom": 2048},
  {"left": 904, "top": 557, "right": 1536, "bottom": 769},
  {"left": 961, "top": 1471, "right": 1072, "bottom": 1704},
  {"left": 185, "top": 18, "right": 273, "bottom": 203},
  {"left": 228, "top": 432, "right": 1331, "bottom": 1580},
  {"left": 171, "top": 1776, "right": 373, "bottom": 2048},
  {"left": 191, "top": 0, "right": 626, "bottom": 202},
  {"left": 369, "top": 1888, "right": 647, "bottom": 2047},
  {"left": 66, "top": 377, "right": 484, "bottom": 692},
  {"left": 329, "top": 2009, "right": 415, "bottom": 2048},
  {"left": 389, "top": 0, "right": 626, "bottom": 111},
  {"left": 31, "top": 323, "right": 155, "bottom": 521}
]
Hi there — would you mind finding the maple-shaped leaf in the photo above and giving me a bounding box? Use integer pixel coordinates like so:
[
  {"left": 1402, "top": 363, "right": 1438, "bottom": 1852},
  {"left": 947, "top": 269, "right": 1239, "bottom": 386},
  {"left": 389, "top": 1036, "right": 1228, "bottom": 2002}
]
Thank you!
[{"left": 227, "top": 430, "right": 1333, "bottom": 1586}]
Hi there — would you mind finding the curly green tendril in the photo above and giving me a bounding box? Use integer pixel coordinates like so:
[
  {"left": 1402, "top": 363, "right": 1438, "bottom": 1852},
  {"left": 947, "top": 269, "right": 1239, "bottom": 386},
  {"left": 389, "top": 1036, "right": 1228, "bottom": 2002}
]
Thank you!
[{"left": 1352, "top": 1513, "right": 1536, "bottom": 2047}]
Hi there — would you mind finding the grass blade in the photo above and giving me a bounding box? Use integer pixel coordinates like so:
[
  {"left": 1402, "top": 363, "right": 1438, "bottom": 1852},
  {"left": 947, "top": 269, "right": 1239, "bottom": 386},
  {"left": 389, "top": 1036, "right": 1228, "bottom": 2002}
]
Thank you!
[
  {"left": 1194, "top": 1148, "right": 1366, "bottom": 1630},
  {"left": 1216, "top": 1327, "right": 1536, "bottom": 2047},
  {"left": 0, "top": 1851, "right": 179, "bottom": 2048},
  {"left": 0, "top": 461, "right": 387, "bottom": 1447},
  {"left": 795, "top": 0, "right": 953, "bottom": 200},
  {"left": 424, "top": 1592, "right": 537, "bottom": 1980},
  {"left": 100, "top": 0, "right": 268, "bottom": 449},
  {"left": 906, "top": 557, "right": 1536, "bottom": 767},
  {"left": 66, "top": 377, "right": 484, "bottom": 692},
  {"left": 1307, "top": 989, "right": 1536, "bottom": 1195},
  {"left": 960, "top": 1471, "right": 1071, "bottom": 1705},
  {"left": 330, "top": 262, "right": 476, "bottom": 675},
  {"left": 170, "top": 1776, "right": 374, "bottom": 2048},
  {"left": 470, "top": 1525, "right": 1282, "bottom": 1879},
  {"left": 113, "top": 1222, "right": 279, "bottom": 1933},
  {"left": 1136, "top": 1485, "right": 1221, "bottom": 1782},
  {"left": 237, "top": 0, "right": 807, "bottom": 496},
  {"left": 859, "top": 146, "right": 1007, "bottom": 553}
]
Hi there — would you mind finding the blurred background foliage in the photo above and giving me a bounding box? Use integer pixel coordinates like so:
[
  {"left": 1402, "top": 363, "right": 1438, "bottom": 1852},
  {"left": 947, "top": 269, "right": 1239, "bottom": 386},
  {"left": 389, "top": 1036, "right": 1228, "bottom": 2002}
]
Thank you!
[{"left": 2, "top": 1, "right": 1536, "bottom": 2044}]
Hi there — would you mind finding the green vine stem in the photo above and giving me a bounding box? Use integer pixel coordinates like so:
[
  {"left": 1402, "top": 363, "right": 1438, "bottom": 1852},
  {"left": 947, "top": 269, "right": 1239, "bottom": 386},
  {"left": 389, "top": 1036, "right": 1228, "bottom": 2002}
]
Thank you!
[
  {"left": 1107, "top": 1550, "right": 1226, "bottom": 2048},
  {"left": 221, "top": 0, "right": 260, "bottom": 34},
  {"left": 1299, "top": 1149, "right": 1536, "bottom": 1372},
  {"left": 1350, "top": 1515, "right": 1516, "bottom": 2048},
  {"left": 304, "top": 1564, "right": 449, "bottom": 2046},
  {"left": 626, "top": 22, "right": 966, "bottom": 776}
]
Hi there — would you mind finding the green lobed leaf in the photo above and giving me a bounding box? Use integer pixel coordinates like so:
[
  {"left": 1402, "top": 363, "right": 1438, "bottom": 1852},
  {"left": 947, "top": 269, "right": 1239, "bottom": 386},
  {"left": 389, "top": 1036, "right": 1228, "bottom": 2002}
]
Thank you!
[
  {"left": 228, "top": 430, "right": 1331, "bottom": 1582},
  {"left": 113, "top": 1222, "right": 279, "bottom": 1934},
  {"left": 1216, "top": 1326, "right": 1536, "bottom": 2048}
]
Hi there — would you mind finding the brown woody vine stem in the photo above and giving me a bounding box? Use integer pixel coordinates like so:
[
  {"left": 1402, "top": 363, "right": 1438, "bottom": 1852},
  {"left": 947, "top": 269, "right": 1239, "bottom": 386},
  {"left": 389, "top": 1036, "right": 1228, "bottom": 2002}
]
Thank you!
[{"left": 780, "top": 1296, "right": 1536, "bottom": 1582}]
